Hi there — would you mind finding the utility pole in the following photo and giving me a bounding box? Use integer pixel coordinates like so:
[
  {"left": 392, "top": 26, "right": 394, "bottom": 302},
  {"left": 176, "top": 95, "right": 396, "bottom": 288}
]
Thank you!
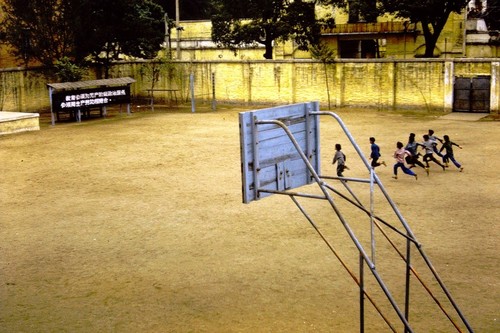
[
  {"left": 176, "top": 0, "right": 181, "bottom": 60},
  {"left": 164, "top": 13, "right": 171, "bottom": 59}
]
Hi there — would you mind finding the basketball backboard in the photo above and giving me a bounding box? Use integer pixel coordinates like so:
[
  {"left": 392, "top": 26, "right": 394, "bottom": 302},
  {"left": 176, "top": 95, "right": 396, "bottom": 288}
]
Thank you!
[{"left": 239, "top": 102, "right": 320, "bottom": 203}]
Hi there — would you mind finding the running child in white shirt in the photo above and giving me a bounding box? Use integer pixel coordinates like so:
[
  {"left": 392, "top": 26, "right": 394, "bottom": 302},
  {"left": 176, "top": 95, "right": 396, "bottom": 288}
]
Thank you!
[
  {"left": 332, "top": 143, "right": 349, "bottom": 177},
  {"left": 421, "top": 134, "right": 446, "bottom": 171}
]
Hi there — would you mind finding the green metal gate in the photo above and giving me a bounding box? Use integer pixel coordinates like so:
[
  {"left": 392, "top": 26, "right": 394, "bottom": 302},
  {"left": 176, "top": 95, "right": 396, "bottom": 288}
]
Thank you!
[{"left": 453, "top": 76, "right": 491, "bottom": 113}]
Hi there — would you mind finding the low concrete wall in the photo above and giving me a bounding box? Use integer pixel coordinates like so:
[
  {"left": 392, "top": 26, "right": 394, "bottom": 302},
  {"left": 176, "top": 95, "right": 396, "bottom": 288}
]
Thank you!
[{"left": 0, "top": 112, "right": 40, "bottom": 135}]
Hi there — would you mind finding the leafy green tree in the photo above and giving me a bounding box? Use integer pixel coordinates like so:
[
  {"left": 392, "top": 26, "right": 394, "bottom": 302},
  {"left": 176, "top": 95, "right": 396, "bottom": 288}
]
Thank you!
[
  {"left": 346, "top": 0, "right": 379, "bottom": 23},
  {"left": 310, "top": 42, "right": 335, "bottom": 108},
  {"left": 1, "top": 0, "right": 165, "bottom": 74},
  {"left": 72, "top": 0, "right": 165, "bottom": 77},
  {"left": 210, "top": 0, "right": 334, "bottom": 59},
  {"left": 483, "top": 0, "right": 500, "bottom": 31},
  {"left": 316, "top": 0, "right": 378, "bottom": 23},
  {"left": 155, "top": 0, "right": 211, "bottom": 20},
  {"left": 54, "top": 57, "right": 86, "bottom": 82},
  {"left": 1, "top": 0, "right": 75, "bottom": 66},
  {"left": 379, "top": 0, "right": 469, "bottom": 57},
  {"left": 140, "top": 55, "right": 174, "bottom": 91}
]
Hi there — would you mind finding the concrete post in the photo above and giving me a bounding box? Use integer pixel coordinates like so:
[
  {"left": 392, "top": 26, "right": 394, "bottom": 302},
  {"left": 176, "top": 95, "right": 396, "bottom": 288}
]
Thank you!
[
  {"left": 491, "top": 62, "right": 499, "bottom": 114},
  {"left": 443, "top": 61, "right": 455, "bottom": 112}
]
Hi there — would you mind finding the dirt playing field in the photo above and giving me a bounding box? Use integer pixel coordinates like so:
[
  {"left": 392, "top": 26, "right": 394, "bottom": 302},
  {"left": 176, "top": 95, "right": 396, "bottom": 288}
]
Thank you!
[{"left": 1, "top": 104, "right": 498, "bottom": 332}]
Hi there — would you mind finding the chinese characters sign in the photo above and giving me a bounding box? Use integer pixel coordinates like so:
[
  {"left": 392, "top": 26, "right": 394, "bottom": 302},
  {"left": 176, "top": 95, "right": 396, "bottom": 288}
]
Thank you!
[{"left": 52, "top": 86, "right": 131, "bottom": 112}]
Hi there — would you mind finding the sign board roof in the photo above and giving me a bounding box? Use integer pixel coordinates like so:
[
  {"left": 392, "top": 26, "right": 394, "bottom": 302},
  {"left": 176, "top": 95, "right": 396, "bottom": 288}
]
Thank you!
[{"left": 47, "top": 77, "right": 136, "bottom": 91}]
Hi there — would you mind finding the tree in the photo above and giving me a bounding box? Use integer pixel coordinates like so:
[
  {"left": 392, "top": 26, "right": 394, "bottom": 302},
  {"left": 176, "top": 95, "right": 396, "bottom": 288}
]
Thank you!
[
  {"left": 140, "top": 55, "right": 174, "bottom": 91},
  {"left": 483, "top": 0, "right": 500, "bottom": 31},
  {"left": 54, "top": 56, "right": 86, "bottom": 82},
  {"left": 1, "top": 0, "right": 75, "bottom": 66},
  {"left": 72, "top": 0, "right": 165, "bottom": 77},
  {"left": 315, "top": 0, "right": 379, "bottom": 23},
  {"left": 346, "top": 0, "right": 379, "bottom": 23},
  {"left": 379, "top": 0, "right": 469, "bottom": 57},
  {"left": 1, "top": 0, "right": 165, "bottom": 74},
  {"left": 210, "top": 0, "right": 334, "bottom": 59},
  {"left": 155, "top": 0, "right": 211, "bottom": 20},
  {"left": 310, "top": 42, "right": 335, "bottom": 108}
]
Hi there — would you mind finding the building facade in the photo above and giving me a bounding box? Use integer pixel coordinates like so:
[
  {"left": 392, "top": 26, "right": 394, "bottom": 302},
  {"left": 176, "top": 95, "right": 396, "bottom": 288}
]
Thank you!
[{"left": 168, "top": 3, "right": 499, "bottom": 61}]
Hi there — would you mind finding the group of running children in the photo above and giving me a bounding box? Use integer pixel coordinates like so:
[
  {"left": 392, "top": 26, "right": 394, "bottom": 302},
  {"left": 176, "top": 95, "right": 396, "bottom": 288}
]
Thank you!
[{"left": 332, "top": 129, "right": 463, "bottom": 180}]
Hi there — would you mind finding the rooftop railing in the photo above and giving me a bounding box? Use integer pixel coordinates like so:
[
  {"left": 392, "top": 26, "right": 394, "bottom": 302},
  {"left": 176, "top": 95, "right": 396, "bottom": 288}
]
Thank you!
[{"left": 322, "top": 21, "right": 416, "bottom": 34}]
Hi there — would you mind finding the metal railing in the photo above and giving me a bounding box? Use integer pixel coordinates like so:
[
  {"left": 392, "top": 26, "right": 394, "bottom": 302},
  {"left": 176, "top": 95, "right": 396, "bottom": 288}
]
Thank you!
[{"left": 323, "top": 21, "right": 415, "bottom": 34}]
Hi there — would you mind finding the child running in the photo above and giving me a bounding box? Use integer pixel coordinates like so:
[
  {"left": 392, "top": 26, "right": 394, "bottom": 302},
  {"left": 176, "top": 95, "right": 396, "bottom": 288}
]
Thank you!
[
  {"left": 369, "top": 137, "right": 386, "bottom": 169},
  {"left": 405, "top": 133, "right": 428, "bottom": 175},
  {"left": 421, "top": 134, "right": 446, "bottom": 171},
  {"left": 332, "top": 143, "right": 349, "bottom": 177},
  {"left": 393, "top": 141, "right": 418, "bottom": 180},
  {"left": 428, "top": 129, "right": 444, "bottom": 158},
  {"left": 439, "top": 135, "right": 464, "bottom": 172}
]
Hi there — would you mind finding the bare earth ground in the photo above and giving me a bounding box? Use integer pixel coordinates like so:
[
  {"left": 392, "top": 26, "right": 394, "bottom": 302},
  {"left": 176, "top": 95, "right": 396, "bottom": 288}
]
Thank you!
[{"left": 1, "top": 104, "right": 498, "bottom": 333}]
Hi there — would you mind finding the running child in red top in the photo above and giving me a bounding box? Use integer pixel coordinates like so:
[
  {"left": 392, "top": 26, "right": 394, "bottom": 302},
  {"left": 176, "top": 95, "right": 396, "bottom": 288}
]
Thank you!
[{"left": 393, "top": 141, "right": 418, "bottom": 180}]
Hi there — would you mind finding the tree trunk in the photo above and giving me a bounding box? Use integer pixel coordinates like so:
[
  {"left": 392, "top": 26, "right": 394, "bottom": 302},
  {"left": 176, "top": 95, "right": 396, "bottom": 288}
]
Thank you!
[
  {"left": 421, "top": 21, "right": 439, "bottom": 57},
  {"left": 263, "top": 39, "right": 273, "bottom": 59},
  {"left": 424, "top": 36, "right": 438, "bottom": 57},
  {"left": 421, "top": 13, "right": 450, "bottom": 58}
]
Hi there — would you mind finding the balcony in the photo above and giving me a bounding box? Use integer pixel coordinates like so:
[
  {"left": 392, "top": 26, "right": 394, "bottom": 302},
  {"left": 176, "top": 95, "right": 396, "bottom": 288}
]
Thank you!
[{"left": 322, "top": 21, "right": 416, "bottom": 35}]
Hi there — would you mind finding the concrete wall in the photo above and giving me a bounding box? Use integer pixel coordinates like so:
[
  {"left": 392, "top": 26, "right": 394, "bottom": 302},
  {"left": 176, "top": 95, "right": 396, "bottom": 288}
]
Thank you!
[{"left": 0, "top": 59, "right": 498, "bottom": 114}]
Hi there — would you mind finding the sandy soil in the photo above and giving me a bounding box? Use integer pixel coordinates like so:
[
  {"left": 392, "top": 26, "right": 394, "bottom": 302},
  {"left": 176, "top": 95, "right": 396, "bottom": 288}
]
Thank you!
[{"left": 1, "top": 104, "right": 498, "bottom": 332}]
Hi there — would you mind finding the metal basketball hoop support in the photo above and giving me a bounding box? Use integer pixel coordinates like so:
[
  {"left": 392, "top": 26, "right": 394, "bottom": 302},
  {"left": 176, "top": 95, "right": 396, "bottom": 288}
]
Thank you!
[{"left": 240, "top": 104, "right": 473, "bottom": 333}]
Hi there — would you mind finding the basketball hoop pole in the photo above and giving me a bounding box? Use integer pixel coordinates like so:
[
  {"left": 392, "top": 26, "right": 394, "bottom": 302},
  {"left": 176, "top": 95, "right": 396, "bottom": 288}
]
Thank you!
[
  {"left": 256, "top": 117, "right": 415, "bottom": 332},
  {"left": 240, "top": 103, "right": 473, "bottom": 332},
  {"left": 314, "top": 110, "right": 474, "bottom": 333}
]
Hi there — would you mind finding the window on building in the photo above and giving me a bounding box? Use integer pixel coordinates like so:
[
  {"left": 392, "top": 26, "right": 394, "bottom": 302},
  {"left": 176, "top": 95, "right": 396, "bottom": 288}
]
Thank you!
[{"left": 339, "top": 39, "right": 380, "bottom": 58}]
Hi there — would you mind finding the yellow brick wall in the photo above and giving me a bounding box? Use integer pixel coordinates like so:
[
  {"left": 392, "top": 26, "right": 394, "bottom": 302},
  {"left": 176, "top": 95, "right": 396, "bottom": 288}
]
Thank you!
[
  {"left": 393, "top": 61, "right": 446, "bottom": 110},
  {"left": 454, "top": 61, "right": 491, "bottom": 76},
  {"left": 114, "top": 59, "right": 498, "bottom": 112},
  {"left": 0, "top": 60, "right": 498, "bottom": 114},
  {"left": 179, "top": 21, "right": 213, "bottom": 39}
]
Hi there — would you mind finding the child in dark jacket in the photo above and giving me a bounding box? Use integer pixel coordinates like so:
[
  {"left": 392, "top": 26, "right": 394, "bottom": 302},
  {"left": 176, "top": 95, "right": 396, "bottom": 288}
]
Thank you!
[
  {"left": 369, "top": 137, "right": 386, "bottom": 168},
  {"left": 439, "top": 135, "right": 464, "bottom": 172}
]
